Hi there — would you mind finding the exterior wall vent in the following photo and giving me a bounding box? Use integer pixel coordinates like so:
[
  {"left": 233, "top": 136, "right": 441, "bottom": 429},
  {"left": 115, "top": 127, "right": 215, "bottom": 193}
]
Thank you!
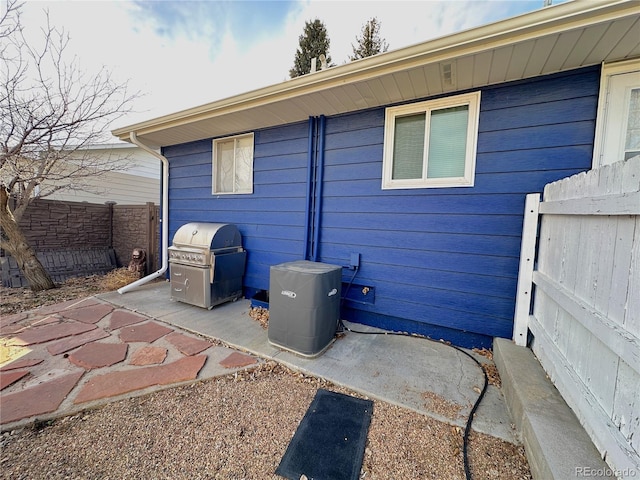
[{"left": 441, "top": 62, "right": 456, "bottom": 88}]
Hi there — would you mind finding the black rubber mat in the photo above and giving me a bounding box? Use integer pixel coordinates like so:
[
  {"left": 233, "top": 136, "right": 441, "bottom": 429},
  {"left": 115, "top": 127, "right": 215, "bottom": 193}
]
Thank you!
[{"left": 276, "top": 389, "right": 373, "bottom": 480}]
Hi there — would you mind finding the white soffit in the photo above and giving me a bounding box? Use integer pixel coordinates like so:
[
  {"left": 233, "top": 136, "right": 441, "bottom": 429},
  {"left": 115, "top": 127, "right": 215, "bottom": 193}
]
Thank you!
[{"left": 113, "top": 0, "right": 640, "bottom": 148}]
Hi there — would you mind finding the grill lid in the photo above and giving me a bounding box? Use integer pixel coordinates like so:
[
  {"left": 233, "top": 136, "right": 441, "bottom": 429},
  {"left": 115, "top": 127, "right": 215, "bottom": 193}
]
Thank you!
[{"left": 171, "top": 223, "right": 242, "bottom": 250}]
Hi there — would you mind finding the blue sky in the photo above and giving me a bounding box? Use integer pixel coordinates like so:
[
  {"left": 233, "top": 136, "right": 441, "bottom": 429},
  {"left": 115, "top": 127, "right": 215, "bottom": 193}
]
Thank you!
[
  {"left": 132, "top": 1, "right": 295, "bottom": 48},
  {"left": 21, "top": 0, "right": 559, "bottom": 127}
]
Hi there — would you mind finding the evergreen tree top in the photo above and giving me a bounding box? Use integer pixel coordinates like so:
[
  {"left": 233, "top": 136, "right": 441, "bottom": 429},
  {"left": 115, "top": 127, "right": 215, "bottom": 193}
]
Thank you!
[
  {"left": 289, "top": 18, "right": 333, "bottom": 78},
  {"left": 350, "top": 17, "right": 389, "bottom": 61}
]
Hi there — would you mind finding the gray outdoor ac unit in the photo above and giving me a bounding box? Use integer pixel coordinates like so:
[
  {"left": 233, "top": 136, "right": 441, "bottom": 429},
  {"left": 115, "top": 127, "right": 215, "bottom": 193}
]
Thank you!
[{"left": 268, "top": 260, "right": 341, "bottom": 357}]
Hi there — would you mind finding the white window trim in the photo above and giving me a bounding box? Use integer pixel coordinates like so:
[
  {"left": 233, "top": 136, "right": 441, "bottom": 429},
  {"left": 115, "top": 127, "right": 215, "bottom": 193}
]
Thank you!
[
  {"left": 592, "top": 59, "right": 640, "bottom": 169},
  {"left": 212, "top": 132, "right": 254, "bottom": 195},
  {"left": 382, "top": 91, "right": 481, "bottom": 190}
]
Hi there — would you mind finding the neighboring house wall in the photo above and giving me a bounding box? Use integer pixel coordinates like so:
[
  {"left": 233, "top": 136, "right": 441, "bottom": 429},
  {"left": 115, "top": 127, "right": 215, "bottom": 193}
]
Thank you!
[
  {"left": 44, "top": 145, "right": 161, "bottom": 205},
  {"left": 46, "top": 170, "right": 160, "bottom": 205},
  {"left": 516, "top": 157, "right": 640, "bottom": 474},
  {"left": 163, "top": 66, "right": 599, "bottom": 348}
]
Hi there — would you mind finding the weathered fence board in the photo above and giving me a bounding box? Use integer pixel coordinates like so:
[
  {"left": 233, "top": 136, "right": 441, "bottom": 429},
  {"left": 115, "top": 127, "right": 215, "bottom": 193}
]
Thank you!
[{"left": 514, "top": 156, "right": 640, "bottom": 475}]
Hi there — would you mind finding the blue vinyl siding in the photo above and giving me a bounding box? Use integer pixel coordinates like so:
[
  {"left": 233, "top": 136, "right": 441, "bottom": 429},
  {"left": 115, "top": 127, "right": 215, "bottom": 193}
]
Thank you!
[
  {"left": 164, "top": 123, "right": 310, "bottom": 289},
  {"left": 317, "top": 66, "right": 598, "bottom": 347},
  {"left": 162, "top": 66, "right": 599, "bottom": 348}
]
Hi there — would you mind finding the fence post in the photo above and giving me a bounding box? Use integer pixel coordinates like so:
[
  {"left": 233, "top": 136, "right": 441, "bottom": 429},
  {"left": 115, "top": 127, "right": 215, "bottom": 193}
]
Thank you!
[
  {"left": 146, "top": 202, "right": 157, "bottom": 274},
  {"left": 513, "top": 193, "right": 540, "bottom": 346},
  {"left": 105, "top": 201, "right": 116, "bottom": 249}
]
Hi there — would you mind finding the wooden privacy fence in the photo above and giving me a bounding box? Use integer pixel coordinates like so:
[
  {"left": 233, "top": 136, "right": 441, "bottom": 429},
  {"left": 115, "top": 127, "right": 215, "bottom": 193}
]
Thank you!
[{"left": 513, "top": 157, "right": 640, "bottom": 475}]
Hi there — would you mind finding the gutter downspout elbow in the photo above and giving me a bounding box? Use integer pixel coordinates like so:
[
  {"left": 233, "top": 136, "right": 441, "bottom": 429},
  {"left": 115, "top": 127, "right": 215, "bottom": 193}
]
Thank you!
[{"left": 118, "top": 132, "right": 169, "bottom": 294}]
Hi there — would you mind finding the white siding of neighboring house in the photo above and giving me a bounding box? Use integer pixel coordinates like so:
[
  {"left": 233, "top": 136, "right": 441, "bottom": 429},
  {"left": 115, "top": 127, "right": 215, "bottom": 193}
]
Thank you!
[{"left": 43, "top": 144, "right": 160, "bottom": 205}]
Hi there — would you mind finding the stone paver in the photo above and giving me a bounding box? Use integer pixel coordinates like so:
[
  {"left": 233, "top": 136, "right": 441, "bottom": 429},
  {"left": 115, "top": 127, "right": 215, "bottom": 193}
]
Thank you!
[
  {"left": 0, "top": 358, "right": 43, "bottom": 371},
  {"left": 74, "top": 354, "right": 207, "bottom": 404},
  {"left": 34, "top": 315, "right": 65, "bottom": 326},
  {"left": 0, "top": 370, "right": 84, "bottom": 424},
  {"left": 1, "top": 297, "right": 261, "bottom": 430},
  {"left": 108, "top": 310, "right": 147, "bottom": 330},
  {"left": 0, "top": 370, "right": 29, "bottom": 390},
  {"left": 46, "top": 328, "right": 110, "bottom": 355},
  {"left": 2, "top": 315, "right": 61, "bottom": 335},
  {"left": 130, "top": 346, "right": 168, "bottom": 366},
  {"left": 68, "top": 342, "right": 128, "bottom": 370},
  {"left": 7, "top": 322, "right": 96, "bottom": 346},
  {"left": 0, "top": 323, "right": 24, "bottom": 336},
  {"left": 220, "top": 351, "right": 259, "bottom": 369},
  {"left": 118, "top": 321, "right": 173, "bottom": 343},
  {"left": 60, "top": 303, "right": 114, "bottom": 324},
  {"left": 36, "top": 298, "right": 101, "bottom": 315},
  {"left": 0, "top": 312, "right": 28, "bottom": 328},
  {"left": 165, "top": 332, "right": 212, "bottom": 356},
  {"left": 1, "top": 324, "right": 24, "bottom": 335}
]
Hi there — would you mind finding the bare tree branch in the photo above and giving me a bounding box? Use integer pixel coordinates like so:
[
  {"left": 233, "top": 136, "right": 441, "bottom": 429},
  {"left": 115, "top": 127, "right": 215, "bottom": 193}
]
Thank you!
[{"left": 0, "top": 0, "right": 140, "bottom": 290}]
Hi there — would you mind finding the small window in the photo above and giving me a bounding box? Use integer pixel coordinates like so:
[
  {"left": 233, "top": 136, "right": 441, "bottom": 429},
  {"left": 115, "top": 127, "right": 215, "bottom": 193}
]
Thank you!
[
  {"left": 212, "top": 133, "right": 254, "bottom": 194},
  {"left": 382, "top": 91, "right": 480, "bottom": 189}
]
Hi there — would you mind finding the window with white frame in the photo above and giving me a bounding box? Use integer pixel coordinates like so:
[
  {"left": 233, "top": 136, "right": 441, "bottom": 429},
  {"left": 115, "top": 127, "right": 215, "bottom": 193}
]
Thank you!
[
  {"left": 212, "top": 133, "right": 254, "bottom": 194},
  {"left": 382, "top": 91, "right": 481, "bottom": 189},
  {"left": 592, "top": 60, "right": 640, "bottom": 168}
]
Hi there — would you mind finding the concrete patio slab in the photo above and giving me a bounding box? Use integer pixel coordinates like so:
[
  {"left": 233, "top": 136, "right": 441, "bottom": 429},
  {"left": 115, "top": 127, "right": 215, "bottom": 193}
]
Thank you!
[{"left": 98, "top": 282, "right": 518, "bottom": 444}]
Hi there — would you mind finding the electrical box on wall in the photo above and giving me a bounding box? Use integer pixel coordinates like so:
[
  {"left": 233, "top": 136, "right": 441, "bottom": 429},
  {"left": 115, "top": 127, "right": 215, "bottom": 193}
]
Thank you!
[{"left": 350, "top": 253, "right": 360, "bottom": 269}]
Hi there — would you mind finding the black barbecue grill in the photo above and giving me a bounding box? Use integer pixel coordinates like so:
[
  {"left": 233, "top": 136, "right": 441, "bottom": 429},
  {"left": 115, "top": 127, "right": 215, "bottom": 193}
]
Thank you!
[{"left": 168, "top": 223, "right": 246, "bottom": 309}]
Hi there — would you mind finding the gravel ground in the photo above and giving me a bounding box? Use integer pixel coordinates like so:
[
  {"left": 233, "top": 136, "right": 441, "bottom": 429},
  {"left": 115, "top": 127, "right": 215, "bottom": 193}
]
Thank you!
[
  {"left": 0, "top": 269, "right": 141, "bottom": 316},
  {"left": 0, "top": 273, "right": 531, "bottom": 480}
]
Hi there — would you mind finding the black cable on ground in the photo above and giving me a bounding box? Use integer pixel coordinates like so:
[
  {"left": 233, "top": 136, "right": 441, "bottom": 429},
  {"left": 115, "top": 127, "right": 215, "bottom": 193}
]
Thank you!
[{"left": 339, "top": 267, "right": 489, "bottom": 480}]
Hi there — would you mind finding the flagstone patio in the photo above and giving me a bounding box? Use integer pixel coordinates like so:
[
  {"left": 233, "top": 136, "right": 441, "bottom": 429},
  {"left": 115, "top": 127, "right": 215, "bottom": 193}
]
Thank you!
[{"left": 0, "top": 296, "right": 259, "bottom": 429}]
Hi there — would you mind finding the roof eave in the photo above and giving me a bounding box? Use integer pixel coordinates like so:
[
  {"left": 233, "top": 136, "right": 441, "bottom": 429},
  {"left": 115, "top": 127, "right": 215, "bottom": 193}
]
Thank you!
[{"left": 112, "top": 0, "right": 638, "bottom": 146}]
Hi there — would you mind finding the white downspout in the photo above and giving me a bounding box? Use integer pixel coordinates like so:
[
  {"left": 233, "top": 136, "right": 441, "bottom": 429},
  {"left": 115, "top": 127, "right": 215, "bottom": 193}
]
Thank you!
[{"left": 118, "top": 132, "right": 169, "bottom": 294}]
